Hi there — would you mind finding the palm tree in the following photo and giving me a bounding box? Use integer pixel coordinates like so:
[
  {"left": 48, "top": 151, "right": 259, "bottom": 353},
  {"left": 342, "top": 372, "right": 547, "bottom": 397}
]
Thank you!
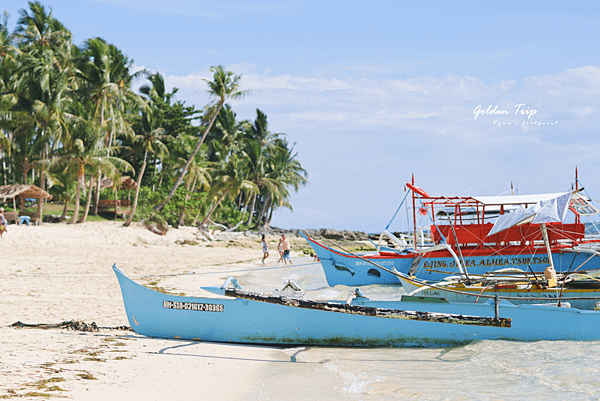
[
  {"left": 243, "top": 137, "right": 277, "bottom": 227},
  {"left": 123, "top": 107, "right": 168, "bottom": 227},
  {"left": 77, "top": 37, "right": 144, "bottom": 143},
  {"left": 137, "top": 72, "right": 200, "bottom": 190},
  {"left": 13, "top": 1, "right": 75, "bottom": 147},
  {"left": 242, "top": 109, "right": 280, "bottom": 226},
  {"left": 8, "top": 2, "right": 76, "bottom": 220},
  {"left": 45, "top": 114, "right": 132, "bottom": 224},
  {"left": 76, "top": 37, "right": 145, "bottom": 214},
  {"left": 200, "top": 156, "right": 257, "bottom": 228},
  {"left": 155, "top": 65, "right": 250, "bottom": 212},
  {"left": 171, "top": 149, "right": 211, "bottom": 227},
  {"left": 258, "top": 138, "right": 308, "bottom": 229},
  {"left": 204, "top": 104, "right": 247, "bottom": 162}
]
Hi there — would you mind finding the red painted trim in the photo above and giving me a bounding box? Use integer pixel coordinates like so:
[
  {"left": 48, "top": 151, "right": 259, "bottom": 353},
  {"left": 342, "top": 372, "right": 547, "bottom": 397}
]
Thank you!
[{"left": 406, "top": 183, "right": 430, "bottom": 198}]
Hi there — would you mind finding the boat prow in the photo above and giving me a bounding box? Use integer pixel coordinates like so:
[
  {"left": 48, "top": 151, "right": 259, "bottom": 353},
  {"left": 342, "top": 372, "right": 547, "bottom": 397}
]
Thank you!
[{"left": 299, "top": 231, "right": 407, "bottom": 286}]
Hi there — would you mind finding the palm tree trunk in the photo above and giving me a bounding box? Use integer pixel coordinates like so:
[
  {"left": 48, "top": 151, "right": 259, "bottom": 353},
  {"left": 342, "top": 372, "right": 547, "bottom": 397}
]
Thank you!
[
  {"left": 79, "top": 174, "right": 95, "bottom": 223},
  {"left": 154, "top": 102, "right": 223, "bottom": 213},
  {"left": 177, "top": 176, "right": 197, "bottom": 227},
  {"left": 237, "top": 192, "right": 243, "bottom": 210},
  {"left": 192, "top": 209, "right": 202, "bottom": 226},
  {"left": 69, "top": 170, "right": 83, "bottom": 225},
  {"left": 246, "top": 193, "right": 257, "bottom": 226},
  {"left": 92, "top": 175, "right": 102, "bottom": 215},
  {"left": 256, "top": 194, "right": 271, "bottom": 228},
  {"left": 200, "top": 186, "right": 231, "bottom": 228},
  {"left": 266, "top": 204, "right": 274, "bottom": 227},
  {"left": 124, "top": 150, "right": 148, "bottom": 227},
  {"left": 60, "top": 200, "right": 69, "bottom": 222},
  {"left": 39, "top": 170, "right": 45, "bottom": 225}
]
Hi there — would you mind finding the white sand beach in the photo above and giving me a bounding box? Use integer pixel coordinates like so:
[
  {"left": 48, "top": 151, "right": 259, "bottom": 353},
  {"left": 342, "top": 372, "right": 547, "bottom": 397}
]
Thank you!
[{"left": 0, "top": 222, "right": 304, "bottom": 399}]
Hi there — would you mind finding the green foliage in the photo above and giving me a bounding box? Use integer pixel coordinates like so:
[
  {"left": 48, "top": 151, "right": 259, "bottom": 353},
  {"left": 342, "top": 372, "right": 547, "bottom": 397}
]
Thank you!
[
  {"left": 132, "top": 186, "right": 207, "bottom": 226},
  {"left": 0, "top": 2, "right": 308, "bottom": 229},
  {"left": 212, "top": 200, "right": 246, "bottom": 226}
]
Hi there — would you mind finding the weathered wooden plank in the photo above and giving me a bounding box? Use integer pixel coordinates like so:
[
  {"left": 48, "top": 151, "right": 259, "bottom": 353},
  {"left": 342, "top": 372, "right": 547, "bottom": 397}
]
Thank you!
[{"left": 223, "top": 288, "right": 511, "bottom": 328}]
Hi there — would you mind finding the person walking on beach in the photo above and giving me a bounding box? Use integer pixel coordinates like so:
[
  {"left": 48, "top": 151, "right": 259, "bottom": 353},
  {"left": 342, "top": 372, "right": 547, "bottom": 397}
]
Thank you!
[
  {"left": 0, "top": 208, "right": 6, "bottom": 238},
  {"left": 281, "top": 234, "right": 292, "bottom": 265},
  {"left": 261, "top": 234, "right": 269, "bottom": 263},
  {"left": 277, "top": 238, "right": 284, "bottom": 263}
]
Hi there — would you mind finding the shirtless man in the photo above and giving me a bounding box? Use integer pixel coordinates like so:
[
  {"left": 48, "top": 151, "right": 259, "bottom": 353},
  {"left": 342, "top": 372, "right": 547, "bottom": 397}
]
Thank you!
[{"left": 281, "top": 234, "right": 292, "bottom": 265}]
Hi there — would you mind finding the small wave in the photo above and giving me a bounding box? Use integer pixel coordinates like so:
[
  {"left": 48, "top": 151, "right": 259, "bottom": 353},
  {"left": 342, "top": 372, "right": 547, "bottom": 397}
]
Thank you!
[{"left": 323, "top": 360, "right": 384, "bottom": 394}]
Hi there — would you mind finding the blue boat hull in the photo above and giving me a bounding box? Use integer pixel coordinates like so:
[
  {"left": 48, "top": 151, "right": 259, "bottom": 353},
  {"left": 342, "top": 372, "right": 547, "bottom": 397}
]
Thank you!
[
  {"left": 301, "top": 233, "right": 600, "bottom": 285},
  {"left": 113, "top": 265, "right": 600, "bottom": 347}
]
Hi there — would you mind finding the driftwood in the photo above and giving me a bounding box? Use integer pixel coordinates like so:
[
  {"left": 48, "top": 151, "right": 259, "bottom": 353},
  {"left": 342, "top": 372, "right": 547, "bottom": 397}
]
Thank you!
[{"left": 10, "top": 320, "right": 131, "bottom": 332}]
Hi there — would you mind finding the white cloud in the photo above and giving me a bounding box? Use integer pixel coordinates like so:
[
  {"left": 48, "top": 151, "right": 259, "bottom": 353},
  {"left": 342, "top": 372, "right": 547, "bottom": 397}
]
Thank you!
[{"left": 142, "top": 65, "right": 600, "bottom": 147}]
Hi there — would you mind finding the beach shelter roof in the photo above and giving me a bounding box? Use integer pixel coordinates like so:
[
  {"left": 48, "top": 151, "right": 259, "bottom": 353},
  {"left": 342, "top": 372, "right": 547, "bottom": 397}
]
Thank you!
[
  {"left": 100, "top": 176, "right": 137, "bottom": 190},
  {"left": 0, "top": 184, "right": 51, "bottom": 202}
]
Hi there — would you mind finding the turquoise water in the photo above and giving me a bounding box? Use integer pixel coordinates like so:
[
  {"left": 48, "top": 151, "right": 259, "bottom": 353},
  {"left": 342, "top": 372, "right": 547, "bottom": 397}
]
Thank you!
[
  {"left": 255, "top": 341, "right": 600, "bottom": 400},
  {"left": 233, "top": 257, "right": 600, "bottom": 400}
]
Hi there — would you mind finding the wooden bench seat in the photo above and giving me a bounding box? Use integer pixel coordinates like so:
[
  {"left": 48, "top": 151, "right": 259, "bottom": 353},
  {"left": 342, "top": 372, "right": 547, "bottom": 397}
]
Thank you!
[{"left": 3, "top": 211, "right": 18, "bottom": 224}]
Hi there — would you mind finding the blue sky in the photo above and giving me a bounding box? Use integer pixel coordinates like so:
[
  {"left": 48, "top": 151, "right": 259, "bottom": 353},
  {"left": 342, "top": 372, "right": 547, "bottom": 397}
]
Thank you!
[{"left": 3, "top": 1, "right": 600, "bottom": 232}]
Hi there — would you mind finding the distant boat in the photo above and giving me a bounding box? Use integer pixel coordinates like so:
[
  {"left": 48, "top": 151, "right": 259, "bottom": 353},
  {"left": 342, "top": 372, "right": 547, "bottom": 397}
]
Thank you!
[
  {"left": 303, "top": 176, "right": 600, "bottom": 286},
  {"left": 113, "top": 265, "right": 600, "bottom": 346}
]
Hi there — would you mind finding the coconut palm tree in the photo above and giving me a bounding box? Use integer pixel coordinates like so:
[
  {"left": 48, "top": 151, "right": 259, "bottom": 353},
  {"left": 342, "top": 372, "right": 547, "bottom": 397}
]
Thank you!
[
  {"left": 123, "top": 107, "right": 168, "bottom": 227},
  {"left": 258, "top": 137, "right": 308, "bottom": 229},
  {"left": 13, "top": 1, "right": 75, "bottom": 148},
  {"left": 155, "top": 65, "right": 250, "bottom": 212},
  {"left": 204, "top": 104, "right": 247, "bottom": 162},
  {"left": 200, "top": 155, "right": 257, "bottom": 228},
  {"left": 76, "top": 36, "right": 145, "bottom": 214},
  {"left": 243, "top": 137, "right": 277, "bottom": 227},
  {"left": 241, "top": 109, "right": 281, "bottom": 226},
  {"left": 45, "top": 113, "right": 133, "bottom": 224},
  {"left": 6, "top": 2, "right": 77, "bottom": 220}
]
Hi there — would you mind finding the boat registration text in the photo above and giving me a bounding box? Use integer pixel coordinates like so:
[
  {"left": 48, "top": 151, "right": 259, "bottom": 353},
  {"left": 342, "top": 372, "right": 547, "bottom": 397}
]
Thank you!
[{"left": 163, "top": 301, "right": 224, "bottom": 312}]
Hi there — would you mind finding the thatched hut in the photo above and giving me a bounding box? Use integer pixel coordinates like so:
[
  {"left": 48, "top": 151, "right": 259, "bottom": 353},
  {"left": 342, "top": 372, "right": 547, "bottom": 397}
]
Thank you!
[
  {"left": 0, "top": 184, "right": 51, "bottom": 225},
  {"left": 97, "top": 176, "right": 137, "bottom": 217}
]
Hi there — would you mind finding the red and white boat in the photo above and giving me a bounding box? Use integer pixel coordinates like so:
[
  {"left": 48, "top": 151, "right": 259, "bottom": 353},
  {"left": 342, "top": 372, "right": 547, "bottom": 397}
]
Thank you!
[{"left": 303, "top": 173, "right": 600, "bottom": 286}]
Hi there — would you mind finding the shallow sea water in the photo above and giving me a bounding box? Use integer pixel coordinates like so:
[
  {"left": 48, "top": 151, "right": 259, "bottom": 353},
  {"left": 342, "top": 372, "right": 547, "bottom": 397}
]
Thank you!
[{"left": 233, "top": 257, "right": 600, "bottom": 400}]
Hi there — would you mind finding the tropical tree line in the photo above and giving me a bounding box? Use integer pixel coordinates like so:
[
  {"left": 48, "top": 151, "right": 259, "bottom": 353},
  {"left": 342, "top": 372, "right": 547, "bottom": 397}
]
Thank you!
[{"left": 0, "top": 2, "right": 308, "bottom": 230}]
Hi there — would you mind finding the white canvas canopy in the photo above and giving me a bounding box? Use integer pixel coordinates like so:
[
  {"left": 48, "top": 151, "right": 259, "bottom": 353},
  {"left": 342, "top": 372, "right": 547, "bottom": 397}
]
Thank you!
[
  {"left": 471, "top": 193, "right": 567, "bottom": 206},
  {"left": 487, "top": 192, "right": 573, "bottom": 237}
]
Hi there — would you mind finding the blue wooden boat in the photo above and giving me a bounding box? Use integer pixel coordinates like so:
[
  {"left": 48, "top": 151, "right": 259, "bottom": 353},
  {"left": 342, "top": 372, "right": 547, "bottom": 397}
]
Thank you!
[
  {"left": 301, "top": 231, "right": 407, "bottom": 286},
  {"left": 303, "top": 181, "right": 600, "bottom": 286},
  {"left": 113, "top": 265, "right": 600, "bottom": 347}
]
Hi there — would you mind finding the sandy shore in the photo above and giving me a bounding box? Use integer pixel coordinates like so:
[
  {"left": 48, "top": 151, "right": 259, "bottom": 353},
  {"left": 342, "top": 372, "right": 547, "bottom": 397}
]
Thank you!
[{"left": 0, "top": 221, "right": 305, "bottom": 399}]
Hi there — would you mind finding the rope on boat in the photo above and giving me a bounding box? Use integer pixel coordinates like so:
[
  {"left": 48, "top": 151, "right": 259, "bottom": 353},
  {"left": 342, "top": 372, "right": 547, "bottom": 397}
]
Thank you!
[{"left": 9, "top": 320, "right": 132, "bottom": 332}]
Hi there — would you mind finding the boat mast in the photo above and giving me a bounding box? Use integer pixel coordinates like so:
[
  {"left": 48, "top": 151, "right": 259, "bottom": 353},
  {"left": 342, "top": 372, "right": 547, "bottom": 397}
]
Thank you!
[
  {"left": 540, "top": 223, "right": 555, "bottom": 271},
  {"left": 412, "top": 175, "right": 418, "bottom": 251},
  {"left": 575, "top": 167, "right": 580, "bottom": 225}
]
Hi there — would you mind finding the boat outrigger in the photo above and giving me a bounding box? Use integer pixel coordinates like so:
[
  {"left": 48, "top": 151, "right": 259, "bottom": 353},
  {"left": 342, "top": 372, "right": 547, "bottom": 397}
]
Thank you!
[{"left": 397, "top": 270, "right": 600, "bottom": 310}]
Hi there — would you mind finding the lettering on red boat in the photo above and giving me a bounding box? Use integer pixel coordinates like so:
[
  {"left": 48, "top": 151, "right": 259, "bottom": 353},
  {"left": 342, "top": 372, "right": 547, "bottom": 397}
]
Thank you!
[{"left": 422, "top": 256, "right": 550, "bottom": 270}]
